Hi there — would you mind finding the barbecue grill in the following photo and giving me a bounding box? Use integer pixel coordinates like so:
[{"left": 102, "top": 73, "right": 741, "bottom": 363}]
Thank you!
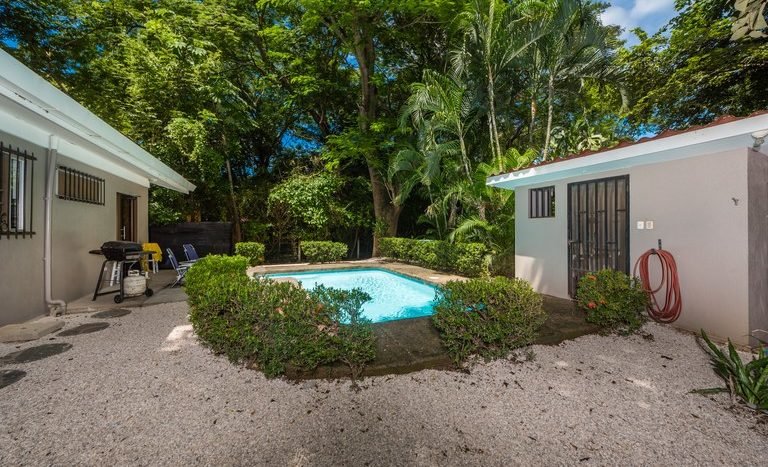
[{"left": 92, "top": 241, "right": 154, "bottom": 303}]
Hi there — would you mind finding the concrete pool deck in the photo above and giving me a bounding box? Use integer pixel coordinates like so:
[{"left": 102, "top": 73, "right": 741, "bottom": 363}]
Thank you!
[
  {"left": 250, "top": 258, "right": 467, "bottom": 285},
  {"left": 254, "top": 260, "right": 600, "bottom": 378},
  {"left": 286, "top": 294, "right": 600, "bottom": 379}
]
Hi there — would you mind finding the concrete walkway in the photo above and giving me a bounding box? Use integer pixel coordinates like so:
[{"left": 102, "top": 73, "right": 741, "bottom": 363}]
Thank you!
[{"left": 67, "top": 269, "right": 187, "bottom": 314}]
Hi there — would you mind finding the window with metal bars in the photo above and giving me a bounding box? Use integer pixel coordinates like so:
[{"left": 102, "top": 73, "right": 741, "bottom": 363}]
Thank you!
[
  {"left": 56, "top": 166, "right": 105, "bottom": 205},
  {"left": 529, "top": 186, "right": 555, "bottom": 218},
  {"left": 0, "top": 142, "right": 35, "bottom": 238}
]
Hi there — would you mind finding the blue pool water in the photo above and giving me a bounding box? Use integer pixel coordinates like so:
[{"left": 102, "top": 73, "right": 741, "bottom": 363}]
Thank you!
[{"left": 266, "top": 269, "right": 438, "bottom": 323}]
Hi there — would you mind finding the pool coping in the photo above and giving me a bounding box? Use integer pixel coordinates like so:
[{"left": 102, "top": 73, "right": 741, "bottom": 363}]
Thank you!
[{"left": 249, "top": 258, "right": 468, "bottom": 287}]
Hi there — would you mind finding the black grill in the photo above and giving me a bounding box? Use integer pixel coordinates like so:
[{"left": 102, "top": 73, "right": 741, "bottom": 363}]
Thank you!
[{"left": 100, "top": 241, "right": 142, "bottom": 261}]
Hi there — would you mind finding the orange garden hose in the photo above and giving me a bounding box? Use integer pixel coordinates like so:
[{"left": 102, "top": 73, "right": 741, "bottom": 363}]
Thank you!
[{"left": 634, "top": 248, "right": 683, "bottom": 323}]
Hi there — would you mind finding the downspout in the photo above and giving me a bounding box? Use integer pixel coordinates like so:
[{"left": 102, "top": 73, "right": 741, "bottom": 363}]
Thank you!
[{"left": 44, "top": 135, "right": 66, "bottom": 315}]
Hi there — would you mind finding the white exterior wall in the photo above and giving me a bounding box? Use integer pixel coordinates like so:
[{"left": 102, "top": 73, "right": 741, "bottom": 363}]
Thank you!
[
  {"left": 515, "top": 148, "right": 757, "bottom": 344},
  {"left": 0, "top": 131, "right": 148, "bottom": 326}
]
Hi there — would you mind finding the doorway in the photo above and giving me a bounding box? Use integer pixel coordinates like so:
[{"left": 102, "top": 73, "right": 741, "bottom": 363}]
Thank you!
[
  {"left": 567, "top": 175, "right": 630, "bottom": 297},
  {"left": 117, "top": 193, "right": 137, "bottom": 242}
]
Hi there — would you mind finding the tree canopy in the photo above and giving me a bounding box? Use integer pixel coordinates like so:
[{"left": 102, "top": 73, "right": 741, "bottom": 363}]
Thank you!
[{"left": 1, "top": 0, "right": 766, "bottom": 261}]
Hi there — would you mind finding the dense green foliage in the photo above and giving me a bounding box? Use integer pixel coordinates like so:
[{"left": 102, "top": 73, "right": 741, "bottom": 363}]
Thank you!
[
  {"left": 186, "top": 255, "right": 375, "bottom": 378},
  {"left": 576, "top": 269, "right": 648, "bottom": 334},
  {"left": 301, "top": 241, "right": 348, "bottom": 263},
  {"left": 234, "top": 242, "right": 265, "bottom": 266},
  {"left": 308, "top": 286, "right": 376, "bottom": 381},
  {"left": 700, "top": 331, "right": 768, "bottom": 412},
  {"left": 2, "top": 0, "right": 765, "bottom": 262},
  {"left": 432, "top": 277, "right": 547, "bottom": 363},
  {"left": 379, "top": 237, "right": 490, "bottom": 277}
]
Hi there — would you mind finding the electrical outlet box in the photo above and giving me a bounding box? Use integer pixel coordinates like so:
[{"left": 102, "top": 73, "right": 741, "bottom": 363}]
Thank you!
[
  {"left": 636, "top": 221, "right": 645, "bottom": 230},
  {"left": 645, "top": 221, "right": 654, "bottom": 230}
]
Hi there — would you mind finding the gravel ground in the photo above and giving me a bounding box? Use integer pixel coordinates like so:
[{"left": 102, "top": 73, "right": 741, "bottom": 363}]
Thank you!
[{"left": 1, "top": 302, "right": 765, "bottom": 466}]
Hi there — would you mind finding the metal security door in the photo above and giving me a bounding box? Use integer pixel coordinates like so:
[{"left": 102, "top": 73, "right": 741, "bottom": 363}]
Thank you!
[{"left": 567, "top": 175, "right": 629, "bottom": 297}]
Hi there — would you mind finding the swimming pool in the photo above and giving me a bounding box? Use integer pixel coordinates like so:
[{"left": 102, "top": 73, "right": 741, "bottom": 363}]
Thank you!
[{"left": 265, "top": 268, "right": 438, "bottom": 323}]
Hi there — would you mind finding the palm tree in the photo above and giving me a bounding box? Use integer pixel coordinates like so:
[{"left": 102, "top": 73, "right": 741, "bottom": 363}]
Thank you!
[
  {"left": 451, "top": 0, "right": 546, "bottom": 171},
  {"left": 522, "top": 0, "right": 612, "bottom": 159},
  {"left": 401, "top": 69, "right": 478, "bottom": 182}
]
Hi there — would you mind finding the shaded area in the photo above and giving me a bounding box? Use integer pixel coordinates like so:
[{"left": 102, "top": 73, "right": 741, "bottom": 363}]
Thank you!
[
  {"left": 537, "top": 295, "right": 601, "bottom": 345},
  {"left": 288, "top": 294, "right": 597, "bottom": 380},
  {"left": 92, "top": 309, "right": 132, "bottom": 319},
  {"left": 0, "top": 369, "right": 26, "bottom": 389},
  {"left": 0, "top": 343, "right": 72, "bottom": 365},
  {"left": 58, "top": 323, "right": 110, "bottom": 337}
]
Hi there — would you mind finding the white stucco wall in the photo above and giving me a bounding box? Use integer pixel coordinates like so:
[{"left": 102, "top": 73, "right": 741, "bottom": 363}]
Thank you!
[
  {"left": 515, "top": 148, "right": 758, "bottom": 344},
  {"left": 0, "top": 131, "right": 148, "bottom": 326}
]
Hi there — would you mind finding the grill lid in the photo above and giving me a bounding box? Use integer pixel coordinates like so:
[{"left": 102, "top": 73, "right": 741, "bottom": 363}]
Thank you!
[{"left": 100, "top": 241, "right": 143, "bottom": 260}]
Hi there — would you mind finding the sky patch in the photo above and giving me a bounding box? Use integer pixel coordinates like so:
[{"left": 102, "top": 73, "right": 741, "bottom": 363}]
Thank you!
[{"left": 600, "top": 0, "right": 678, "bottom": 45}]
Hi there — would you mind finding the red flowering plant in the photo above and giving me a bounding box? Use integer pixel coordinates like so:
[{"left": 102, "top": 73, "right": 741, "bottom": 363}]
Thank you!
[{"left": 576, "top": 269, "right": 648, "bottom": 334}]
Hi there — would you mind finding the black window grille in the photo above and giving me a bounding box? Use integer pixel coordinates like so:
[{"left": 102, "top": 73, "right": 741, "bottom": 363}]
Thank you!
[
  {"left": 56, "top": 166, "right": 105, "bottom": 205},
  {"left": 0, "top": 142, "right": 35, "bottom": 238},
  {"left": 529, "top": 186, "right": 555, "bottom": 218}
]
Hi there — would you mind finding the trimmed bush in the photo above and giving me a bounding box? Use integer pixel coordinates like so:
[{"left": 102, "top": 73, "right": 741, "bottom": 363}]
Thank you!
[
  {"left": 308, "top": 286, "right": 376, "bottom": 382},
  {"left": 186, "top": 255, "right": 375, "bottom": 378},
  {"left": 576, "top": 269, "right": 648, "bottom": 334},
  {"left": 301, "top": 241, "right": 348, "bottom": 263},
  {"left": 234, "top": 242, "right": 266, "bottom": 266},
  {"left": 432, "top": 277, "right": 547, "bottom": 363},
  {"left": 378, "top": 237, "right": 490, "bottom": 277}
]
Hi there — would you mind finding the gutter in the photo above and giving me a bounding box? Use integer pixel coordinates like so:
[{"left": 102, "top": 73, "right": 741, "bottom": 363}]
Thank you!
[{"left": 44, "top": 135, "right": 66, "bottom": 316}]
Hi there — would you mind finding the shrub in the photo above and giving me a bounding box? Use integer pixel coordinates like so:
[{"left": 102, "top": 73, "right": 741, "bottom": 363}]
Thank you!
[
  {"left": 308, "top": 286, "right": 376, "bottom": 383},
  {"left": 432, "top": 277, "right": 547, "bottom": 364},
  {"left": 576, "top": 269, "right": 648, "bottom": 334},
  {"left": 378, "top": 237, "right": 490, "bottom": 277},
  {"left": 700, "top": 330, "right": 768, "bottom": 412},
  {"left": 234, "top": 242, "right": 266, "bottom": 266},
  {"left": 186, "top": 255, "right": 375, "bottom": 378},
  {"left": 301, "top": 241, "right": 348, "bottom": 263}
]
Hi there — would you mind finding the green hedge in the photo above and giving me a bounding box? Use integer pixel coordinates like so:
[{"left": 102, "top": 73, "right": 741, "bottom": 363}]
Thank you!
[
  {"left": 234, "top": 242, "right": 265, "bottom": 266},
  {"left": 186, "top": 255, "right": 375, "bottom": 378},
  {"left": 432, "top": 277, "right": 547, "bottom": 363},
  {"left": 378, "top": 237, "right": 490, "bottom": 277},
  {"left": 301, "top": 241, "right": 348, "bottom": 263},
  {"left": 576, "top": 269, "right": 648, "bottom": 334}
]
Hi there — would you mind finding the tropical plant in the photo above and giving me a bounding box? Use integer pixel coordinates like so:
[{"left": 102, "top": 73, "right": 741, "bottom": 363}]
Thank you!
[{"left": 700, "top": 330, "right": 768, "bottom": 412}]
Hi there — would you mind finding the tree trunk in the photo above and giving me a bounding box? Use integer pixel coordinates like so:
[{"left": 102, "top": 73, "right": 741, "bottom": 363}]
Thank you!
[
  {"left": 353, "top": 20, "right": 401, "bottom": 256},
  {"left": 225, "top": 158, "right": 242, "bottom": 243},
  {"left": 529, "top": 96, "right": 537, "bottom": 144},
  {"left": 542, "top": 74, "right": 555, "bottom": 160},
  {"left": 487, "top": 63, "right": 503, "bottom": 172}
]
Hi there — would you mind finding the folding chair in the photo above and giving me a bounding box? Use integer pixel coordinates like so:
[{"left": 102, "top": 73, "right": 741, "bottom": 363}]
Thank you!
[
  {"left": 167, "top": 248, "right": 193, "bottom": 287},
  {"left": 182, "top": 243, "right": 201, "bottom": 262}
]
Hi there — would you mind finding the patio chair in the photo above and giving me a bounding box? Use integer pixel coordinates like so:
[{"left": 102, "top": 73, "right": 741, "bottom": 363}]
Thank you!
[
  {"left": 142, "top": 242, "right": 163, "bottom": 274},
  {"left": 182, "top": 243, "right": 201, "bottom": 262},
  {"left": 167, "top": 248, "right": 192, "bottom": 287}
]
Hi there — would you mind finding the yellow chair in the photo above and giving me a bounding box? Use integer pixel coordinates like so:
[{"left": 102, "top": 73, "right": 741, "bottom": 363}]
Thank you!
[{"left": 142, "top": 243, "right": 163, "bottom": 274}]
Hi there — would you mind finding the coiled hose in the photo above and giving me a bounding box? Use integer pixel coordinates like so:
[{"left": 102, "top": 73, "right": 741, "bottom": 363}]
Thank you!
[{"left": 633, "top": 248, "right": 682, "bottom": 323}]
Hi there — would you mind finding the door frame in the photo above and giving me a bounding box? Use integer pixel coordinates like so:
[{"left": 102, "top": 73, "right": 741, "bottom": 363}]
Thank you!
[
  {"left": 567, "top": 175, "right": 630, "bottom": 297},
  {"left": 116, "top": 193, "right": 138, "bottom": 242}
]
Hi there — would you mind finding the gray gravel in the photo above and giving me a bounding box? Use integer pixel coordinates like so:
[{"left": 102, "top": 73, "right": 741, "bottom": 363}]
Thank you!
[{"left": 1, "top": 302, "right": 765, "bottom": 465}]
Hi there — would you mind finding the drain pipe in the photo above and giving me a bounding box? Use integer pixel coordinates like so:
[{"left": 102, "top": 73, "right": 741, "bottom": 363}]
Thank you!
[{"left": 44, "top": 135, "right": 66, "bottom": 316}]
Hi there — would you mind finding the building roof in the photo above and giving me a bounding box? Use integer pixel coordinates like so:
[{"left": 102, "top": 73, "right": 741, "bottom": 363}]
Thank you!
[
  {"left": 487, "top": 111, "right": 768, "bottom": 190},
  {"left": 0, "top": 49, "right": 195, "bottom": 194}
]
